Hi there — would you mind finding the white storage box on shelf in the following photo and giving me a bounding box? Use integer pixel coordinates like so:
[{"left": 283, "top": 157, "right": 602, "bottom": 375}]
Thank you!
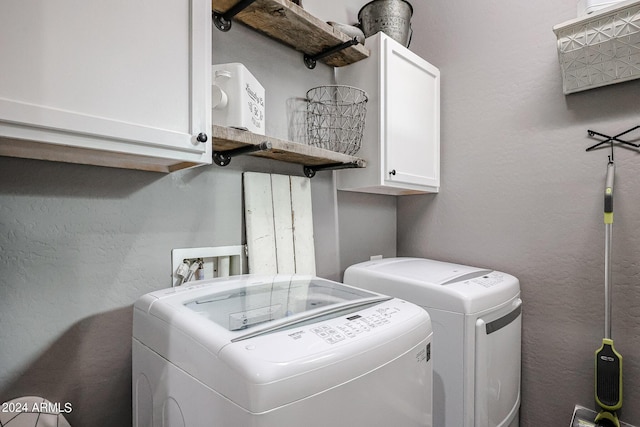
[
  {"left": 212, "top": 63, "right": 265, "bottom": 135},
  {"left": 336, "top": 32, "right": 440, "bottom": 195},
  {"left": 553, "top": 0, "right": 640, "bottom": 94}
]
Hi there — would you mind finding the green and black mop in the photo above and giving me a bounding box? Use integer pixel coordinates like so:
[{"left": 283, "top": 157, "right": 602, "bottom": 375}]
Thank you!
[
  {"left": 572, "top": 128, "right": 640, "bottom": 427},
  {"left": 593, "top": 161, "right": 623, "bottom": 427},
  {"left": 573, "top": 161, "right": 624, "bottom": 427}
]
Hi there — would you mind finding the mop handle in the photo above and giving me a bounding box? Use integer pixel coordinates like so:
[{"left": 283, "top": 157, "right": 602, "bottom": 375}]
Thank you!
[
  {"left": 604, "top": 161, "right": 614, "bottom": 340},
  {"left": 604, "top": 162, "right": 614, "bottom": 225}
]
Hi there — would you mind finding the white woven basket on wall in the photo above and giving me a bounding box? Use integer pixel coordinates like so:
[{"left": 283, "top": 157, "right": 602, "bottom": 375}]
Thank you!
[{"left": 553, "top": 0, "right": 640, "bottom": 94}]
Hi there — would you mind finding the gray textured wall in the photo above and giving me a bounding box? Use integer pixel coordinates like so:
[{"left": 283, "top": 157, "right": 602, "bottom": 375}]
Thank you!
[
  {"left": 0, "top": 24, "right": 397, "bottom": 425},
  {"left": 4, "top": 0, "right": 638, "bottom": 426},
  {"left": 338, "top": 191, "right": 397, "bottom": 274},
  {"left": 399, "top": 0, "right": 640, "bottom": 425}
]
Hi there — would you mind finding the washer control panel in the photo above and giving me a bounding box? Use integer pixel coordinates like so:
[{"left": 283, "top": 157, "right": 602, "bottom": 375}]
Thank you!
[
  {"left": 231, "top": 298, "right": 431, "bottom": 364},
  {"left": 310, "top": 306, "right": 401, "bottom": 345}
]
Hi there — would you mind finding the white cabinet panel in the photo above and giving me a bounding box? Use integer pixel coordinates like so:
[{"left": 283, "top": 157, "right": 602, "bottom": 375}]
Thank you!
[
  {"left": 336, "top": 32, "right": 440, "bottom": 195},
  {"left": 0, "top": 0, "right": 211, "bottom": 172},
  {"left": 385, "top": 46, "right": 440, "bottom": 190}
]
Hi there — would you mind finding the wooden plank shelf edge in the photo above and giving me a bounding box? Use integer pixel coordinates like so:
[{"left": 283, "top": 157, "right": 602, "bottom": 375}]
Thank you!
[
  {"left": 211, "top": 0, "right": 370, "bottom": 67},
  {"left": 212, "top": 124, "right": 367, "bottom": 168}
]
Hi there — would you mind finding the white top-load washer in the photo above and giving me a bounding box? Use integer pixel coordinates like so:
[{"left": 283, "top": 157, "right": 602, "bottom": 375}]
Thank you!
[
  {"left": 133, "top": 274, "right": 433, "bottom": 427},
  {"left": 344, "top": 258, "right": 522, "bottom": 427}
]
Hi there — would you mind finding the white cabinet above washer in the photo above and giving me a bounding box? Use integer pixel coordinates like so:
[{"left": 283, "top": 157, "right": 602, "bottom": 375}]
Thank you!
[
  {"left": 336, "top": 32, "right": 440, "bottom": 195},
  {"left": 0, "top": 0, "right": 211, "bottom": 173}
]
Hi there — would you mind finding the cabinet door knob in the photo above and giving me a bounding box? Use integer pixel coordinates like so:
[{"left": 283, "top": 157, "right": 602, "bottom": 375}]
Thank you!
[
  {"left": 196, "top": 133, "right": 208, "bottom": 143},
  {"left": 389, "top": 169, "right": 396, "bottom": 176}
]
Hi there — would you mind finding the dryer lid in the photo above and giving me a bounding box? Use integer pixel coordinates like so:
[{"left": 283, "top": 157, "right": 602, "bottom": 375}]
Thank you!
[
  {"left": 369, "top": 258, "right": 491, "bottom": 285},
  {"left": 343, "top": 258, "right": 520, "bottom": 314}
]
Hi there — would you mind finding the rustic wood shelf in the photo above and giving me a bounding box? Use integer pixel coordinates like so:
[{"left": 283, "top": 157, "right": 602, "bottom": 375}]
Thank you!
[
  {"left": 212, "top": 125, "right": 366, "bottom": 169},
  {"left": 211, "top": 0, "right": 370, "bottom": 67}
]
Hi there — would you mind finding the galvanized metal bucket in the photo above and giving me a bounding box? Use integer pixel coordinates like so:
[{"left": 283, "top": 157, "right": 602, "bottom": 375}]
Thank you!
[{"left": 358, "top": 0, "right": 413, "bottom": 47}]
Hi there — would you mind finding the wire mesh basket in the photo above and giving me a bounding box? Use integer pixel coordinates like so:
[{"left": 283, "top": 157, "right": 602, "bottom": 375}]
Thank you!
[{"left": 306, "top": 85, "right": 368, "bottom": 155}]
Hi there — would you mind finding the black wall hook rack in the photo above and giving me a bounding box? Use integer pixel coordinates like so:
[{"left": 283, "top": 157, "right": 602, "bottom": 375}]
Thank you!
[
  {"left": 585, "top": 125, "right": 640, "bottom": 161},
  {"left": 213, "top": 141, "right": 272, "bottom": 166}
]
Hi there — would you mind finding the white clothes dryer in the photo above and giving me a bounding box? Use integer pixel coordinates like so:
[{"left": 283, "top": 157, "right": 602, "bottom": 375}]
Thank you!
[
  {"left": 132, "top": 274, "right": 433, "bottom": 427},
  {"left": 344, "top": 258, "right": 521, "bottom": 427}
]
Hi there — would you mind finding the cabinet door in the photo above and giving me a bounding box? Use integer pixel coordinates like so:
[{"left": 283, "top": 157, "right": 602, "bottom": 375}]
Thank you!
[
  {"left": 0, "top": 0, "right": 211, "bottom": 171},
  {"left": 383, "top": 38, "right": 440, "bottom": 191}
]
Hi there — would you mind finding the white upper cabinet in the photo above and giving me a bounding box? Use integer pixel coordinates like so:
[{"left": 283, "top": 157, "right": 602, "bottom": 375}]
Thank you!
[
  {"left": 336, "top": 32, "right": 440, "bottom": 195},
  {"left": 0, "top": 0, "right": 211, "bottom": 172}
]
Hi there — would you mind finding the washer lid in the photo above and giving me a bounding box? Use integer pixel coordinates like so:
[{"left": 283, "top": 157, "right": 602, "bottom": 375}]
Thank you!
[
  {"left": 183, "top": 276, "right": 388, "bottom": 339},
  {"left": 137, "top": 275, "right": 389, "bottom": 354},
  {"left": 344, "top": 258, "right": 520, "bottom": 314}
]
